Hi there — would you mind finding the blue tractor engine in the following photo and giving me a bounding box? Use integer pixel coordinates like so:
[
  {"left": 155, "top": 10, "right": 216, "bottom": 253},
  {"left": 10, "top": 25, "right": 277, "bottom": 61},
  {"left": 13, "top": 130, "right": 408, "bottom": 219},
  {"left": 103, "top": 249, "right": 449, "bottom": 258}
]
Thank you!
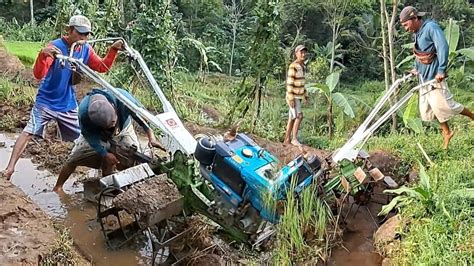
[{"left": 194, "top": 133, "right": 323, "bottom": 238}]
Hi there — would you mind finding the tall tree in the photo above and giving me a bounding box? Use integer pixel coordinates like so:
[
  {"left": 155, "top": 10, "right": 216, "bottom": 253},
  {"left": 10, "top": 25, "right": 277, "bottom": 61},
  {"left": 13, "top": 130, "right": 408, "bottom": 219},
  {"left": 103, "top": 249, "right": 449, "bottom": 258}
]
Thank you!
[
  {"left": 380, "top": 0, "right": 399, "bottom": 132},
  {"left": 225, "top": 0, "right": 283, "bottom": 128},
  {"left": 29, "top": 0, "right": 35, "bottom": 25},
  {"left": 225, "top": 0, "right": 247, "bottom": 76},
  {"left": 320, "top": 0, "right": 350, "bottom": 73},
  {"left": 318, "top": 0, "right": 370, "bottom": 137},
  {"left": 130, "top": 0, "right": 180, "bottom": 94}
]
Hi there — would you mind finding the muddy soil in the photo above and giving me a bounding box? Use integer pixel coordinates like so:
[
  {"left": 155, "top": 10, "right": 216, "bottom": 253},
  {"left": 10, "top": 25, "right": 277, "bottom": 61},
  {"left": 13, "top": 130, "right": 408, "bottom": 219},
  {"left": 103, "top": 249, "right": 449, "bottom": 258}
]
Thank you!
[
  {"left": 0, "top": 179, "right": 86, "bottom": 265},
  {"left": 113, "top": 174, "right": 182, "bottom": 216},
  {"left": 24, "top": 137, "right": 74, "bottom": 173},
  {"left": 328, "top": 185, "right": 388, "bottom": 265},
  {"left": 369, "top": 150, "right": 407, "bottom": 185},
  {"left": 171, "top": 215, "right": 263, "bottom": 265}
]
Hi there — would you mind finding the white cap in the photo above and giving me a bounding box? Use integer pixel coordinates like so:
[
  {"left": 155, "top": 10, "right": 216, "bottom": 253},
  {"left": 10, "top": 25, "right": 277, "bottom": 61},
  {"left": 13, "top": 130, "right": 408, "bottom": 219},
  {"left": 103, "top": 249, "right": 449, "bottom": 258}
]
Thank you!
[{"left": 67, "top": 15, "right": 92, "bottom": 34}]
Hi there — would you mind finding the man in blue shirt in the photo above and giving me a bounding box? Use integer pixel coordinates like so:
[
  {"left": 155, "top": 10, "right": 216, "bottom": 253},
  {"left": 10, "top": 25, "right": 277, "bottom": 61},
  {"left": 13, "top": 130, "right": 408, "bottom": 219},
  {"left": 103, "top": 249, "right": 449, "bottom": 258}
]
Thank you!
[
  {"left": 53, "top": 88, "right": 163, "bottom": 193},
  {"left": 400, "top": 6, "right": 474, "bottom": 149},
  {"left": 2, "top": 15, "right": 123, "bottom": 180}
]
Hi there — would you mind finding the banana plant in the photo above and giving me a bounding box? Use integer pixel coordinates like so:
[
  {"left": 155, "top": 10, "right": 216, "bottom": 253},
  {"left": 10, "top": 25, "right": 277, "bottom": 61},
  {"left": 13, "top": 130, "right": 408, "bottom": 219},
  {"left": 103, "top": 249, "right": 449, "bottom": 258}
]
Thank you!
[
  {"left": 182, "top": 37, "right": 222, "bottom": 82},
  {"left": 379, "top": 161, "right": 440, "bottom": 217},
  {"left": 307, "top": 69, "right": 355, "bottom": 137},
  {"left": 313, "top": 41, "right": 346, "bottom": 69}
]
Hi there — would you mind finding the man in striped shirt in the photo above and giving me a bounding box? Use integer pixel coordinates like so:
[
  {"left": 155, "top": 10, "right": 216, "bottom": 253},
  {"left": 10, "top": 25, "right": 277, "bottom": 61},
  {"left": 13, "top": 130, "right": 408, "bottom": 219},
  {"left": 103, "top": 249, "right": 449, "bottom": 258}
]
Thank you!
[{"left": 283, "top": 44, "right": 309, "bottom": 146}]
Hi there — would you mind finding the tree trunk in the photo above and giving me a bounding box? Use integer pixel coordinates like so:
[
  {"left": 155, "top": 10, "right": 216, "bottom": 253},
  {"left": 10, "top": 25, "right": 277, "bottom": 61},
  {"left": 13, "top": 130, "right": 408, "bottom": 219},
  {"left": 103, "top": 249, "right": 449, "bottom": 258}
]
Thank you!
[
  {"left": 225, "top": 76, "right": 247, "bottom": 126},
  {"left": 229, "top": 0, "right": 237, "bottom": 76},
  {"left": 30, "top": 0, "right": 35, "bottom": 26},
  {"left": 330, "top": 22, "right": 337, "bottom": 73},
  {"left": 240, "top": 83, "right": 257, "bottom": 120},
  {"left": 387, "top": 0, "right": 399, "bottom": 132},
  {"left": 119, "top": 0, "right": 125, "bottom": 25},
  {"left": 229, "top": 26, "right": 236, "bottom": 76},
  {"left": 380, "top": 0, "right": 392, "bottom": 131},
  {"left": 252, "top": 77, "right": 263, "bottom": 131},
  {"left": 328, "top": 100, "right": 333, "bottom": 138}
]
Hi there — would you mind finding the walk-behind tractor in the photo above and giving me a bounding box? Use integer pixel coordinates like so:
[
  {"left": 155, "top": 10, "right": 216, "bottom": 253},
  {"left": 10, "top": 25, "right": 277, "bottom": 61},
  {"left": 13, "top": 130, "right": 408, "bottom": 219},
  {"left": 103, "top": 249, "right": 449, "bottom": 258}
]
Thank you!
[{"left": 56, "top": 38, "right": 435, "bottom": 262}]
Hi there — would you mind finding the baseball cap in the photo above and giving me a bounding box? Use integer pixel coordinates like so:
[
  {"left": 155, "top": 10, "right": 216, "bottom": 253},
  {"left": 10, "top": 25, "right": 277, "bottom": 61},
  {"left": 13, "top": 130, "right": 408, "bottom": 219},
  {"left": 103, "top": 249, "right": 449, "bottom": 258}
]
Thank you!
[
  {"left": 399, "top": 6, "right": 427, "bottom": 23},
  {"left": 295, "top": 44, "right": 307, "bottom": 53},
  {"left": 88, "top": 94, "right": 117, "bottom": 129},
  {"left": 67, "top": 15, "right": 92, "bottom": 34}
]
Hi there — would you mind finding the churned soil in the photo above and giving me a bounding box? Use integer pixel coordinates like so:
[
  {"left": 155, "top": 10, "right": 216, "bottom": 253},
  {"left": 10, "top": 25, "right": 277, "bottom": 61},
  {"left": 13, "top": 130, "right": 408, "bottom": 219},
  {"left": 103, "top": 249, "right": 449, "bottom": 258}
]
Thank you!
[
  {"left": 24, "top": 137, "right": 74, "bottom": 174},
  {"left": 112, "top": 173, "right": 182, "bottom": 216}
]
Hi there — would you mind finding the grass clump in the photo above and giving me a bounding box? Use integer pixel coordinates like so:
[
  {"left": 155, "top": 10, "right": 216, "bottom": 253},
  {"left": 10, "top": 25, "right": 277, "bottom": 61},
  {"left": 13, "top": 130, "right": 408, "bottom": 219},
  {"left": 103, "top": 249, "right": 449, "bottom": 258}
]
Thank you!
[
  {"left": 273, "top": 178, "right": 335, "bottom": 264},
  {"left": 0, "top": 77, "right": 36, "bottom": 105},
  {"left": 39, "top": 227, "right": 83, "bottom": 265}
]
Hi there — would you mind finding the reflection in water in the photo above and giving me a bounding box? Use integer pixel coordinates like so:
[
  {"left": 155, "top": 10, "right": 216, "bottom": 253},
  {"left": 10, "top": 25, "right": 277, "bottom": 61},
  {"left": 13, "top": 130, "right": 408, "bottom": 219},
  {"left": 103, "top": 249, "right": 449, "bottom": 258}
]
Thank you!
[{"left": 0, "top": 133, "right": 152, "bottom": 265}]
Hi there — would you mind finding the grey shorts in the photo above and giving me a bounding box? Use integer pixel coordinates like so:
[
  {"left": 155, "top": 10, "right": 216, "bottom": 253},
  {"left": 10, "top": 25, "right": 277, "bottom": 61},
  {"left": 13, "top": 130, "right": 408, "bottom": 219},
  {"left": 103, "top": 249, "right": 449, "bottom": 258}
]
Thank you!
[
  {"left": 67, "top": 123, "right": 141, "bottom": 169},
  {"left": 23, "top": 104, "right": 80, "bottom": 141},
  {"left": 288, "top": 98, "right": 303, "bottom": 119}
]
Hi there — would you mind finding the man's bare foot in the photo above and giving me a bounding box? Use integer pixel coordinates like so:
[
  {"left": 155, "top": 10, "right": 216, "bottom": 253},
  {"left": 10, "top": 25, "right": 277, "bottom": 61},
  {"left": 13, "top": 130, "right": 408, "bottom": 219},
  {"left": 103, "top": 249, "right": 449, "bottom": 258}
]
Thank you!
[
  {"left": 442, "top": 131, "right": 454, "bottom": 150},
  {"left": 283, "top": 139, "right": 291, "bottom": 145},
  {"left": 291, "top": 139, "right": 302, "bottom": 146},
  {"left": 1, "top": 168, "right": 14, "bottom": 181}
]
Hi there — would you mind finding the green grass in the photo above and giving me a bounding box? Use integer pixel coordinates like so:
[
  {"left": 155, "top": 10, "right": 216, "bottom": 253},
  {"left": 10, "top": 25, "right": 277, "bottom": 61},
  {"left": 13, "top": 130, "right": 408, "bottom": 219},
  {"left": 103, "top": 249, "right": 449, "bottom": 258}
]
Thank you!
[
  {"left": 273, "top": 178, "right": 333, "bottom": 264},
  {"left": 366, "top": 127, "right": 473, "bottom": 265},
  {"left": 4, "top": 41, "right": 42, "bottom": 67},
  {"left": 0, "top": 78, "right": 36, "bottom": 104}
]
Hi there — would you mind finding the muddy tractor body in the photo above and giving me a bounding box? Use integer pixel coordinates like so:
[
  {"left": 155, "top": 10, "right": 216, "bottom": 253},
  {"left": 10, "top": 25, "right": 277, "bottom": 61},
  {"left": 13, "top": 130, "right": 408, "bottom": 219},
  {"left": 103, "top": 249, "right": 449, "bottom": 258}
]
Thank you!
[{"left": 193, "top": 133, "right": 323, "bottom": 237}]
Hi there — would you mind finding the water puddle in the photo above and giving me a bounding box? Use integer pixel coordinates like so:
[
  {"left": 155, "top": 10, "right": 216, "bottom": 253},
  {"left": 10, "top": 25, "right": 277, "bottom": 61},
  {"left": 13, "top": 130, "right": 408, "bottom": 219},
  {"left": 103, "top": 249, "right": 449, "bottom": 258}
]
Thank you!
[{"left": 0, "top": 133, "right": 153, "bottom": 265}]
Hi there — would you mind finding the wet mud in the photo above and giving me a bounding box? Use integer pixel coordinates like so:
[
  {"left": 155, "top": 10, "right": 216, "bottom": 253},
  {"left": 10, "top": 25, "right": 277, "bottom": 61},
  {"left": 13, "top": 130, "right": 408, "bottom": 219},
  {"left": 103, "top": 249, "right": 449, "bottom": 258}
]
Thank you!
[{"left": 114, "top": 174, "right": 182, "bottom": 212}]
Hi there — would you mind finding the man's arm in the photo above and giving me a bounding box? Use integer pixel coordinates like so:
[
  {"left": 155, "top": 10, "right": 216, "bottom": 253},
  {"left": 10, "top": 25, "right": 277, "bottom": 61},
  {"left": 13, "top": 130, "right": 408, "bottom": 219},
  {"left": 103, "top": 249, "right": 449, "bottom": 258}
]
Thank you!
[
  {"left": 87, "top": 46, "right": 120, "bottom": 73},
  {"left": 33, "top": 44, "right": 58, "bottom": 79},
  {"left": 431, "top": 24, "right": 449, "bottom": 75},
  {"left": 286, "top": 64, "right": 296, "bottom": 104}
]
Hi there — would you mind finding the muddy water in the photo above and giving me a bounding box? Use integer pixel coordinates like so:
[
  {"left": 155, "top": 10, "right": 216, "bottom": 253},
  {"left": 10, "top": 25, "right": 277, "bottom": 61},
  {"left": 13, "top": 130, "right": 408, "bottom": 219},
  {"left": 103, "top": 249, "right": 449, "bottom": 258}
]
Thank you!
[
  {"left": 328, "top": 191, "right": 384, "bottom": 265},
  {"left": 0, "top": 133, "right": 153, "bottom": 265}
]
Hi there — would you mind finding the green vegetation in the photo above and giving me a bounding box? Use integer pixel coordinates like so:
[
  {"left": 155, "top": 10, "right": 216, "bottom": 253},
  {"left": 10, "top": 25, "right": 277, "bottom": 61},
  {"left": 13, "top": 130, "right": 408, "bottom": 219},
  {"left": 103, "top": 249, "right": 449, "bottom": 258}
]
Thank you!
[
  {"left": 366, "top": 127, "right": 473, "bottom": 265},
  {"left": 39, "top": 226, "right": 83, "bottom": 265},
  {"left": 275, "top": 179, "right": 334, "bottom": 264},
  {"left": 4, "top": 41, "right": 42, "bottom": 66},
  {"left": 0, "top": 77, "right": 36, "bottom": 105}
]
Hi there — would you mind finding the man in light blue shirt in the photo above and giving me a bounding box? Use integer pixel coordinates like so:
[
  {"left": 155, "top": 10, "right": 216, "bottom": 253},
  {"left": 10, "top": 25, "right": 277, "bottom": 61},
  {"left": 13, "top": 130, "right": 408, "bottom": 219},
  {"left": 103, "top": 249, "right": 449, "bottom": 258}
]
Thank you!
[
  {"left": 400, "top": 6, "right": 474, "bottom": 149},
  {"left": 53, "top": 88, "right": 163, "bottom": 193}
]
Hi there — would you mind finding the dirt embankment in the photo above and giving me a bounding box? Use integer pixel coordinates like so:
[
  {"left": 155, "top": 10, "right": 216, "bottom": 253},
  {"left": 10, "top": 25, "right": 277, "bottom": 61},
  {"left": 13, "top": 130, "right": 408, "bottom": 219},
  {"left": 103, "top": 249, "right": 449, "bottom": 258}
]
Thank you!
[{"left": 0, "top": 180, "right": 87, "bottom": 265}]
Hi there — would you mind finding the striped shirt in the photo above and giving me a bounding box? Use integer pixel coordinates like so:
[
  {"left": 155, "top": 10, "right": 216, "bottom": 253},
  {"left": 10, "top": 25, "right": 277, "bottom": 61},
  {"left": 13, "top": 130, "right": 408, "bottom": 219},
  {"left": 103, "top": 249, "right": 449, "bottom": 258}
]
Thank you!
[{"left": 286, "top": 61, "right": 306, "bottom": 100}]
